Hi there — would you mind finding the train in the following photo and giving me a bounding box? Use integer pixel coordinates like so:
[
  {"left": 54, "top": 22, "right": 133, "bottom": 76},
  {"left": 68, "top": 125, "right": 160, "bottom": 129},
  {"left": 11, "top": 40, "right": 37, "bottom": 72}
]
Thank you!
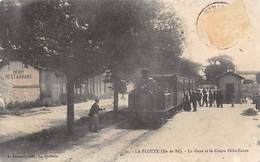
[{"left": 127, "top": 73, "right": 195, "bottom": 127}]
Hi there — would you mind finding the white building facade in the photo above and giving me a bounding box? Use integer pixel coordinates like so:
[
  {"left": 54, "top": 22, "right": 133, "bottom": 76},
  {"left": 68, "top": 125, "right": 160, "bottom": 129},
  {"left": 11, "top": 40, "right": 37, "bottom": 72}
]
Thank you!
[
  {"left": 0, "top": 61, "right": 40, "bottom": 104},
  {"left": 0, "top": 61, "right": 113, "bottom": 107}
]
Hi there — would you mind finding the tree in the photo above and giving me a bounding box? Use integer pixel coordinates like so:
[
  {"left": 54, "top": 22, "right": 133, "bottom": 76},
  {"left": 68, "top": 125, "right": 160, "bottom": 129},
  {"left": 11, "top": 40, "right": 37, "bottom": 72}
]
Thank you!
[
  {"left": 1, "top": 0, "right": 197, "bottom": 133},
  {"left": 256, "top": 72, "right": 260, "bottom": 84},
  {"left": 178, "top": 58, "right": 201, "bottom": 79},
  {"left": 1, "top": 0, "right": 183, "bottom": 132},
  {"left": 204, "top": 55, "right": 235, "bottom": 84},
  {"left": 92, "top": 1, "right": 185, "bottom": 111},
  {"left": 0, "top": 0, "right": 106, "bottom": 134}
]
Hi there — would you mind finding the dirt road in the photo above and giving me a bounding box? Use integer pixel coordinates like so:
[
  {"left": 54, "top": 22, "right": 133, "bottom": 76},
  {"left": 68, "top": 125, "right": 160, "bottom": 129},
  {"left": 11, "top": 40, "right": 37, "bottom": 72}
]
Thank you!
[
  {"left": 114, "top": 104, "right": 260, "bottom": 162},
  {"left": 1, "top": 103, "right": 260, "bottom": 162},
  {"left": 0, "top": 99, "right": 126, "bottom": 143}
]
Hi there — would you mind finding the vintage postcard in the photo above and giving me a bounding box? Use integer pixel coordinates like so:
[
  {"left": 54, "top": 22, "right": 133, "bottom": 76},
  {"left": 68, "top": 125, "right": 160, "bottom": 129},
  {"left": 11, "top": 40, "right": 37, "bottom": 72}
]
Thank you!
[{"left": 0, "top": 0, "right": 259, "bottom": 162}]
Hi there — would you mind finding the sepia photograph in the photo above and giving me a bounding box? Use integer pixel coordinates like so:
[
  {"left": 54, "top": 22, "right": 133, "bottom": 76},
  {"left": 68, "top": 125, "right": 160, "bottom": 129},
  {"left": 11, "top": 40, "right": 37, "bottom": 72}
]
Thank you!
[{"left": 0, "top": 0, "right": 259, "bottom": 161}]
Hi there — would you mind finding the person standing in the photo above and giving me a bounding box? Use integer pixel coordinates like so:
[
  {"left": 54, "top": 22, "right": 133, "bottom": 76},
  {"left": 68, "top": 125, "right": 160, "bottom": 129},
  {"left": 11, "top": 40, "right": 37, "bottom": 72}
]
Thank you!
[
  {"left": 213, "top": 91, "right": 217, "bottom": 107},
  {"left": 202, "top": 88, "right": 207, "bottom": 95},
  {"left": 197, "top": 91, "right": 202, "bottom": 107},
  {"left": 136, "top": 69, "right": 158, "bottom": 94},
  {"left": 190, "top": 91, "right": 197, "bottom": 111},
  {"left": 88, "top": 98, "right": 105, "bottom": 132},
  {"left": 230, "top": 92, "right": 235, "bottom": 107},
  {"left": 202, "top": 89, "right": 208, "bottom": 107},
  {"left": 183, "top": 92, "right": 191, "bottom": 111},
  {"left": 208, "top": 90, "right": 214, "bottom": 107},
  {"left": 219, "top": 90, "right": 224, "bottom": 108},
  {"left": 215, "top": 90, "right": 220, "bottom": 108}
]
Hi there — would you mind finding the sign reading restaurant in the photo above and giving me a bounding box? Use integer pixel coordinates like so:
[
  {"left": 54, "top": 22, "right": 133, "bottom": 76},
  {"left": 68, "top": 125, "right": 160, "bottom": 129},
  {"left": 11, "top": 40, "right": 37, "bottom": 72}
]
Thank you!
[
  {"left": 0, "top": 61, "right": 39, "bottom": 86},
  {"left": 4, "top": 70, "right": 32, "bottom": 80},
  {"left": 0, "top": 61, "right": 40, "bottom": 104}
]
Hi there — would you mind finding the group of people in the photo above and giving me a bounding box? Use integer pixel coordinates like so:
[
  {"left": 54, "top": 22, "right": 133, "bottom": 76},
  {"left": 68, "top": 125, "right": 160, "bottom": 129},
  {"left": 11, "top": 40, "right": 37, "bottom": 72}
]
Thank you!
[{"left": 183, "top": 88, "right": 226, "bottom": 112}]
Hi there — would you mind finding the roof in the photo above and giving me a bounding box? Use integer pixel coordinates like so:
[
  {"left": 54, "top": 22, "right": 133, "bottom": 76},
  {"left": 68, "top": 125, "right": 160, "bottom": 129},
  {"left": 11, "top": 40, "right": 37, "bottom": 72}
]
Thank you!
[
  {"left": 216, "top": 71, "right": 245, "bottom": 80},
  {"left": 151, "top": 74, "right": 193, "bottom": 80}
]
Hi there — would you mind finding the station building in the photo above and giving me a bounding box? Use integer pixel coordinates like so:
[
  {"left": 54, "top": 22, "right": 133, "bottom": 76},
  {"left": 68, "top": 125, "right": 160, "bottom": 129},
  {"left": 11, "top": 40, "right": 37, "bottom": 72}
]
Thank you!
[{"left": 217, "top": 71, "right": 244, "bottom": 103}]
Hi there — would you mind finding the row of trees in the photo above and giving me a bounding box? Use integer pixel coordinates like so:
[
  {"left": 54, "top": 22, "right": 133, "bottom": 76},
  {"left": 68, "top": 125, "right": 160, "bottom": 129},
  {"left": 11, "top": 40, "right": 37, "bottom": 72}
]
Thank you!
[
  {"left": 0, "top": 0, "right": 200, "bottom": 134},
  {"left": 204, "top": 54, "right": 260, "bottom": 85}
]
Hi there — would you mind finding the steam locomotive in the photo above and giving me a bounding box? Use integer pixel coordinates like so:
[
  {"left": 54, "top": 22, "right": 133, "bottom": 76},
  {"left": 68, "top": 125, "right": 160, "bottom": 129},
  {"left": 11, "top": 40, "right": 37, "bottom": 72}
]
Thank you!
[{"left": 127, "top": 73, "right": 195, "bottom": 127}]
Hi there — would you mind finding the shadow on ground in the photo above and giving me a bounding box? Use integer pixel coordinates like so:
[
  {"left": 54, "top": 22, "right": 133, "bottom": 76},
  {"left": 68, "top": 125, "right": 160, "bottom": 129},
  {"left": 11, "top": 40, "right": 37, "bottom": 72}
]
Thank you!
[
  {"left": 0, "top": 111, "right": 125, "bottom": 157},
  {"left": 115, "top": 119, "right": 159, "bottom": 130},
  {"left": 116, "top": 109, "right": 179, "bottom": 130},
  {"left": 240, "top": 108, "right": 258, "bottom": 116}
]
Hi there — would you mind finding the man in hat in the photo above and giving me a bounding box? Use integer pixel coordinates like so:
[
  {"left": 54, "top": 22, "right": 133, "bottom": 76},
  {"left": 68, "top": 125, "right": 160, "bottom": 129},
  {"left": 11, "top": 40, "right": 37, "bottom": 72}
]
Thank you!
[
  {"left": 230, "top": 92, "right": 235, "bottom": 107},
  {"left": 208, "top": 90, "right": 214, "bottom": 107},
  {"left": 88, "top": 98, "right": 105, "bottom": 132},
  {"left": 202, "top": 89, "right": 208, "bottom": 107},
  {"left": 136, "top": 69, "right": 157, "bottom": 94},
  {"left": 138, "top": 69, "right": 150, "bottom": 88},
  {"left": 218, "top": 89, "right": 224, "bottom": 108}
]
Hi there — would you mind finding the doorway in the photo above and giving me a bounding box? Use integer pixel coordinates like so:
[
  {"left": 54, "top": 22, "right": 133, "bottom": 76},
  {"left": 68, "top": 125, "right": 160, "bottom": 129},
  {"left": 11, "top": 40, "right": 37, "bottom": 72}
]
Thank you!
[{"left": 225, "top": 83, "right": 234, "bottom": 103}]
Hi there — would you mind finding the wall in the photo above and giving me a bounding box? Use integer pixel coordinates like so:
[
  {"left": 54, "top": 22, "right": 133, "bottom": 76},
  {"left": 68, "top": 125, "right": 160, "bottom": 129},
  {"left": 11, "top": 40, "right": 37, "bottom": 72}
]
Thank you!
[
  {"left": 40, "top": 72, "right": 113, "bottom": 106},
  {"left": 83, "top": 75, "right": 113, "bottom": 99},
  {"left": 40, "top": 70, "right": 66, "bottom": 106},
  {"left": 0, "top": 62, "right": 40, "bottom": 104}
]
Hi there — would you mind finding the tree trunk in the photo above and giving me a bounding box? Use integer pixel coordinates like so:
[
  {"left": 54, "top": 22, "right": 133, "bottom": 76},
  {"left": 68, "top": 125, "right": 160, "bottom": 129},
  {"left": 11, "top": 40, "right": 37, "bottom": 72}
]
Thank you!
[
  {"left": 66, "top": 78, "right": 75, "bottom": 135},
  {"left": 113, "top": 75, "right": 119, "bottom": 112},
  {"left": 113, "top": 80, "right": 119, "bottom": 112}
]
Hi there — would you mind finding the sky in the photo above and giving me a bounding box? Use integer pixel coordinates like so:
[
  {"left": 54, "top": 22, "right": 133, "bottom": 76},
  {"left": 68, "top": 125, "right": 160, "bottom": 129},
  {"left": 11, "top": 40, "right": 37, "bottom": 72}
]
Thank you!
[{"left": 165, "top": 0, "right": 260, "bottom": 71}]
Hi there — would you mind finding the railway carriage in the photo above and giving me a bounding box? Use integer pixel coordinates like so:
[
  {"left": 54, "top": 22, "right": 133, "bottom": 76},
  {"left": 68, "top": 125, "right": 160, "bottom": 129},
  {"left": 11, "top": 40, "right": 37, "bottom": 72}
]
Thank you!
[{"left": 127, "top": 74, "right": 195, "bottom": 127}]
